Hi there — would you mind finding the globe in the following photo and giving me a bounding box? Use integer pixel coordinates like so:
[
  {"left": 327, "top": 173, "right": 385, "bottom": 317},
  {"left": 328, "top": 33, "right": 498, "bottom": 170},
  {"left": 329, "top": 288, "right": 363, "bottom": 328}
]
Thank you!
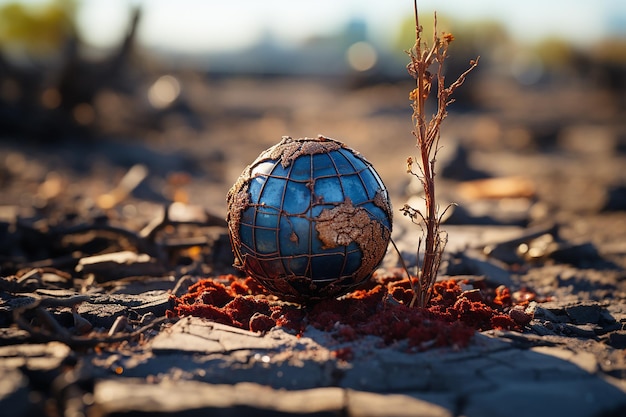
[{"left": 227, "top": 135, "right": 392, "bottom": 302}]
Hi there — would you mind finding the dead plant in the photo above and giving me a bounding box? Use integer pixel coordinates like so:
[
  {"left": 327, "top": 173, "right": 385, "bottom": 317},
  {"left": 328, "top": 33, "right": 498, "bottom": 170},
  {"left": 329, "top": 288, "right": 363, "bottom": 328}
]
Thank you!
[{"left": 400, "top": 2, "right": 479, "bottom": 308}]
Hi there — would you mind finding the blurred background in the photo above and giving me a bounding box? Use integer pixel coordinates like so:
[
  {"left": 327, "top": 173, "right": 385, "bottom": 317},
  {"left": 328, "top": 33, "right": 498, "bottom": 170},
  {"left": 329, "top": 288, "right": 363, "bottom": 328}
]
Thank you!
[{"left": 0, "top": 0, "right": 624, "bottom": 226}]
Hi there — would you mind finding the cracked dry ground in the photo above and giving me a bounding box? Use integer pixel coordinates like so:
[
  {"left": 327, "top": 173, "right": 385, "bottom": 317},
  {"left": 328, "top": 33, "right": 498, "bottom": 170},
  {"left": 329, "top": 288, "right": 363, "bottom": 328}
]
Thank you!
[{"left": 1, "top": 75, "right": 626, "bottom": 416}]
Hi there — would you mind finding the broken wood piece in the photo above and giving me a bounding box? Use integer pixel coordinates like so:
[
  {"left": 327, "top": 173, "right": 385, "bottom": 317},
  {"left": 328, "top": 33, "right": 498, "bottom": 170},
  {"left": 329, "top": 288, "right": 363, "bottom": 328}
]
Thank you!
[
  {"left": 97, "top": 164, "right": 148, "bottom": 210},
  {"left": 75, "top": 251, "right": 166, "bottom": 282},
  {"left": 457, "top": 176, "right": 535, "bottom": 200}
]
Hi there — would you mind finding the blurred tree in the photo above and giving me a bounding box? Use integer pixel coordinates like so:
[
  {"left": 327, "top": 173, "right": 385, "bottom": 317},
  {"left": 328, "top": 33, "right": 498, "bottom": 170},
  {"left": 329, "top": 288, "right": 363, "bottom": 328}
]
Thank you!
[
  {"left": 534, "top": 37, "right": 574, "bottom": 70},
  {"left": 0, "top": 0, "right": 140, "bottom": 141},
  {"left": 0, "top": 0, "right": 76, "bottom": 59},
  {"left": 580, "top": 37, "right": 626, "bottom": 93},
  {"left": 394, "top": 13, "right": 510, "bottom": 60},
  {"left": 593, "top": 38, "right": 626, "bottom": 65}
]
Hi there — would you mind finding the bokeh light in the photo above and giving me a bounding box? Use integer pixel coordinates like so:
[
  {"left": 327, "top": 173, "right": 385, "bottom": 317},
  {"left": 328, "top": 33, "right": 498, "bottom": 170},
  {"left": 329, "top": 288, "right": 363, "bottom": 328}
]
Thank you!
[{"left": 346, "top": 41, "right": 377, "bottom": 72}]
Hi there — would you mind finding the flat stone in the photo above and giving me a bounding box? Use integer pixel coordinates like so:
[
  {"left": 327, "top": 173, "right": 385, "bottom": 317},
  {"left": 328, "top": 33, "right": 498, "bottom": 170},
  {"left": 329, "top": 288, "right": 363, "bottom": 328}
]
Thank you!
[
  {"left": 566, "top": 303, "right": 603, "bottom": 324},
  {"left": 94, "top": 378, "right": 345, "bottom": 416},
  {"left": 339, "top": 335, "right": 510, "bottom": 393},
  {"left": 135, "top": 317, "right": 340, "bottom": 389},
  {"left": 77, "top": 291, "right": 171, "bottom": 328},
  {"left": 0, "top": 341, "right": 71, "bottom": 370},
  {"left": 151, "top": 317, "right": 292, "bottom": 353},
  {"left": 347, "top": 389, "right": 452, "bottom": 417},
  {"left": 531, "top": 345, "right": 599, "bottom": 374},
  {"left": 464, "top": 378, "right": 626, "bottom": 417},
  {"left": 560, "top": 323, "right": 600, "bottom": 338}
]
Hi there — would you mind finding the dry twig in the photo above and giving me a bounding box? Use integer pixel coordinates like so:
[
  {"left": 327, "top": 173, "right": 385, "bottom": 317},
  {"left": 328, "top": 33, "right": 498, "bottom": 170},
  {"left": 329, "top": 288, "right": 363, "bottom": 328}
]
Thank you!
[{"left": 401, "top": 2, "right": 479, "bottom": 307}]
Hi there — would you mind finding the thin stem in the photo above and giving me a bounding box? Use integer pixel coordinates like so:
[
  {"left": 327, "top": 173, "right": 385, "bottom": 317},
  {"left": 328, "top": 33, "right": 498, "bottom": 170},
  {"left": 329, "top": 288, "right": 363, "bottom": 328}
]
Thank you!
[
  {"left": 404, "top": 5, "right": 478, "bottom": 308},
  {"left": 413, "top": 0, "right": 419, "bottom": 44}
]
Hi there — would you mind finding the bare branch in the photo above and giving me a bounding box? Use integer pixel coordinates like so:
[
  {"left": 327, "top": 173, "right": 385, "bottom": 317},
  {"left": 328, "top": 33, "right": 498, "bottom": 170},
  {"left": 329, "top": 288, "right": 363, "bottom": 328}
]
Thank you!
[{"left": 403, "top": 6, "right": 479, "bottom": 307}]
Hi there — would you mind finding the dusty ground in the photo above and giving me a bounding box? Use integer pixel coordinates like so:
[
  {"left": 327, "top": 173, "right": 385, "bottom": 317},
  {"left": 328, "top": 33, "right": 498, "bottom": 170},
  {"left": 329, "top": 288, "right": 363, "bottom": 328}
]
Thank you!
[{"left": 1, "top": 66, "right": 626, "bottom": 416}]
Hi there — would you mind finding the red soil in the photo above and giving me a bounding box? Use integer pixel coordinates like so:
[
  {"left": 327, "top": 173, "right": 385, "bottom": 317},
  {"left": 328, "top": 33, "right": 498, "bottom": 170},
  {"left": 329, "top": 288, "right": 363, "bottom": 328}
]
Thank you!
[{"left": 168, "top": 270, "right": 533, "bottom": 351}]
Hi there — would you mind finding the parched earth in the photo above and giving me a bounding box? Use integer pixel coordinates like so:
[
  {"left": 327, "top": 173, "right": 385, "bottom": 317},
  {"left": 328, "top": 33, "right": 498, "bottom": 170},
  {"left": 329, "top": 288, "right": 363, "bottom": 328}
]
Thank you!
[{"left": 1, "top": 72, "right": 626, "bottom": 416}]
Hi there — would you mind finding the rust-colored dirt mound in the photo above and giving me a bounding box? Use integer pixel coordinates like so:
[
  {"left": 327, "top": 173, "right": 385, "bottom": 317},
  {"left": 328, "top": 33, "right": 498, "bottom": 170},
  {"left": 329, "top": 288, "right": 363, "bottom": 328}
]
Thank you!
[{"left": 168, "top": 270, "right": 534, "bottom": 351}]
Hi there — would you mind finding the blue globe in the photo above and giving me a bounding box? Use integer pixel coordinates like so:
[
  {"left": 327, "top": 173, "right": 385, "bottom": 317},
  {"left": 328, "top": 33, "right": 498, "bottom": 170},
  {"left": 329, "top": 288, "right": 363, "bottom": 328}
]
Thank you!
[{"left": 227, "top": 135, "right": 392, "bottom": 302}]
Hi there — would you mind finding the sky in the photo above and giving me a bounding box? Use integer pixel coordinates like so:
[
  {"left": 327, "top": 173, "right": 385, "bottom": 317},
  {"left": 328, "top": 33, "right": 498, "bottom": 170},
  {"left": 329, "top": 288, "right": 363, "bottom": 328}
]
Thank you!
[
  {"left": 5, "top": 0, "right": 626, "bottom": 53},
  {"left": 73, "top": 0, "right": 625, "bottom": 53}
]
